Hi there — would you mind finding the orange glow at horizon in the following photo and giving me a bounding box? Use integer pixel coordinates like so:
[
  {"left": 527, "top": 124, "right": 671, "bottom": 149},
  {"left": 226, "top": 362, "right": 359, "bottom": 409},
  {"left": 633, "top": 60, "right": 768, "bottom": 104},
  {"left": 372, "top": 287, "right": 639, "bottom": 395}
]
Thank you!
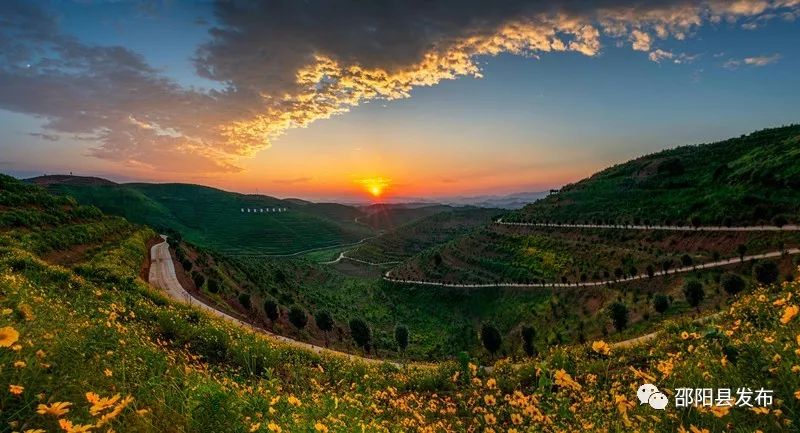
[{"left": 358, "top": 177, "right": 391, "bottom": 198}]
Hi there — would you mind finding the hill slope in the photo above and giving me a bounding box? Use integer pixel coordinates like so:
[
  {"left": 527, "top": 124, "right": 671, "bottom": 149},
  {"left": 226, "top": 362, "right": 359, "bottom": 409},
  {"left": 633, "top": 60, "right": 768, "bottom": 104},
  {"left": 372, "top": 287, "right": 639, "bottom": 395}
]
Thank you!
[
  {"left": 30, "top": 178, "right": 374, "bottom": 256},
  {"left": 511, "top": 125, "right": 800, "bottom": 226},
  {"left": 1, "top": 174, "right": 799, "bottom": 432}
]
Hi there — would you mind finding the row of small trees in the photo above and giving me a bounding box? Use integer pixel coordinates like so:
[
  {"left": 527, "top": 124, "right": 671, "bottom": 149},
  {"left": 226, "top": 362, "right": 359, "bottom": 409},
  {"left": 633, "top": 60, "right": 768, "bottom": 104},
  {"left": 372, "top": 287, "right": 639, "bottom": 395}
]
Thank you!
[
  {"left": 258, "top": 298, "right": 410, "bottom": 355},
  {"left": 607, "top": 261, "right": 782, "bottom": 332}
]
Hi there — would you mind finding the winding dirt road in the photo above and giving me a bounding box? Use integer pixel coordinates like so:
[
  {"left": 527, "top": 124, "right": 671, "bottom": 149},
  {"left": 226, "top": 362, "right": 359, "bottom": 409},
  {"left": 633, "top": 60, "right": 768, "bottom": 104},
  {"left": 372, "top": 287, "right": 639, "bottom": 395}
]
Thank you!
[
  {"left": 495, "top": 219, "right": 800, "bottom": 231},
  {"left": 384, "top": 248, "right": 799, "bottom": 288},
  {"left": 148, "top": 235, "right": 396, "bottom": 366}
]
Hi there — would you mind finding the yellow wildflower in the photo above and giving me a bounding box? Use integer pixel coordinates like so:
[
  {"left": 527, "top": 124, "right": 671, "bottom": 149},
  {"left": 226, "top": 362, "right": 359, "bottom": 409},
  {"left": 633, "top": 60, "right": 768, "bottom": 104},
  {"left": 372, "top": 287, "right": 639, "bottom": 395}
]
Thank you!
[
  {"left": 24, "top": 429, "right": 46, "bottom": 433},
  {"left": 0, "top": 326, "right": 20, "bottom": 347},
  {"left": 37, "top": 401, "right": 72, "bottom": 416},
  {"left": 9, "top": 384, "right": 24, "bottom": 395},
  {"left": 484, "top": 413, "right": 496, "bottom": 425},
  {"left": 267, "top": 422, "right": 282, "bottom": 432},
  {"left": 483, "top": 395, "right": 496, "bottom": 406},
  {"left": 680, "top": 331, "right": 690, "bottom": 340},
  {"left": 14, "top": 360, "right": 26, "bottom": 368},
  {"left": 710, "top": 405, "right": 730, "bottom": 418},
  {"left": 485, "top": 378, "right": 496, "bottom": 389},
  {"left": 287, "top": 395, "right": 301, "bottom": 407},
  {"left": 314, "top": 422, "right": 329, "bottom": 433},
  {"left": 58, "top": 419, "right": 94, "bottom": 433},
  {"left": 553, "top": 369, "right": 582, "bottom": 391},
  {"left": 103, "top": 369, "right": 112, "bottom": 377},
  {"left": 591, "top": 340, "right": 611, "bottom": 355},
  {"left": 780, "top": 305, "right": 799, "bottom": 324}
]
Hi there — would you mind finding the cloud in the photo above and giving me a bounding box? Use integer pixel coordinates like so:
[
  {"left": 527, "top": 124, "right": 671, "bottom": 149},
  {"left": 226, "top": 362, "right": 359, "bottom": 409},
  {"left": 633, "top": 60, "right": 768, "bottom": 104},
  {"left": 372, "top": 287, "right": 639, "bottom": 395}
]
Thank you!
[
  {"left": 1, "top": 0, "right": 798, "bottom": 173},
  {"left": 647, "top": 49, "right": 699, "bottom": 64},
  {"left": 724, "top": 53, "right": 782, "bottom": 68},
  {"left": 28, "top": 132, "right": 60, "bottom": 141},
  {"left": 630, "top": 29, "right": 652, "bottom": 51},
  {"left": 744, "top": 53, "right": 782, "bottom": 65}
]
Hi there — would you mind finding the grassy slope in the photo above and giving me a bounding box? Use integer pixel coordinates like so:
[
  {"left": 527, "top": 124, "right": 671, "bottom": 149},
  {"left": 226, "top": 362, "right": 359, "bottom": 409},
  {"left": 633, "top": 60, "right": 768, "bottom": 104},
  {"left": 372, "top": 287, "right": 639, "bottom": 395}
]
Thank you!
[
  {"left": 511, "top": 125, "right": 800, "bottom": 225},
  {"left": 41, "top": 181, "right": 374, "bottom": 256},
  {"left": 348, "top": 207, "right": 502, "bottom": 263},
  {"left": 1, "top": 176, "right": 799, "bottom": 432}
]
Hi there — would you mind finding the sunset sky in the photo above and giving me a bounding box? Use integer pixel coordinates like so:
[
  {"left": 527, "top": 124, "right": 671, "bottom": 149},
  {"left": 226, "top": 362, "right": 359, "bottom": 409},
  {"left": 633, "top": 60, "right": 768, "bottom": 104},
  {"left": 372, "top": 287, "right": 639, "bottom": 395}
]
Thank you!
[{"left": 1, "top": 1, "right": 799, "bottom": 201}]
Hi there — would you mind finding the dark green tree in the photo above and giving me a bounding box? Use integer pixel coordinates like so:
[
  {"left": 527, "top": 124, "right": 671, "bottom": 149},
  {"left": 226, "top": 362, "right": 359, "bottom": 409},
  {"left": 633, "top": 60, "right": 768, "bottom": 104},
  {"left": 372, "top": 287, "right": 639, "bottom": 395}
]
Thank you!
[
  {"left": 394, "top": 324, "right": 409, "bottom": 354},
  {"left": 681, "top": 254, "right": 693, "bottom": 267},
  {"left": 608, "top": 302, "right": 629, "bottom": 331},
  {"left": 349, "top": 318, "right": 372, "bottom": 353},
  {"left": 315, "top": 310, "right": 334, "bottom": 344},
  {"left": 653, "top": 294, "right": 670, "bottom": 314},
  {"left": 521, "top": 326, "right": 537, "bottom": 357},
  {"left": 754, "top": 261, "right": 779, "bottom": 285},
  {"left": 263, "top": 299, "right": 280, "bottom": 323},
  {"left": 480, "top": 323, "right": 502, "bottom": 358},
  {"left": 737, "top": 244, "right": 747, "bottom": 262},
  {"left": 683, "top": 280, "right": 705, "bottom": 311},
  {"left": 238, "top": 292, "right": 251, "bottom": 310},
  {"left": 720, "top": 273, "right": 745, "bottom": 295},
  {"left": 288, "top": 305, "right": 307, "bottom": 330},
  {"left": 646, "top": 265, "right": 655, "bottom": 278}
]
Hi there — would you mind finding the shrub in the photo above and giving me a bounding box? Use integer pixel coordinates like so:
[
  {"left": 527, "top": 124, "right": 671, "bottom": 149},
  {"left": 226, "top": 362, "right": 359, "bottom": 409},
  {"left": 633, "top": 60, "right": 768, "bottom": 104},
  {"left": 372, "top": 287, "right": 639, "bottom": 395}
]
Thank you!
[
  {"left": 480, "top": 323, "right": 502, "bottom": 358},
  {"left": 315, "top": 310, "right": 334, "bottom": 334},
  {"left": 754, "top": 261, "right": 779, "bottom": 285},
  {"left": 394, "top": 324, "right": 409, "bottom": 353},
  {"left": 608, "top": 302, "right": 629, "bottom": 331},
  {"left": 288, "top": 306, "right": 308, "bottom": 329},
  {"left": 681, "top": 254, "right": 693, "bottom": 266},
  {"left": 653, "top": 294, "right": 670, "bottom": 314},
  {"left": 349, "top": 318, "right": 371, "bottom": 352},
  {"left": 521, "top": 326, "right": 537, "bottom": 357},
  {"left": 207, "top": 278, "right": 220, "bottom": 293},
  {"left": 720, "top": 273, "right": 745, "bottom": 295},
  {"left": 772, "top": 215, "right": 788, "bottom": 227},
  {"left": 192, "top": 272, "right": 205, "bottom": 289},
  {"left": 683, "top": 280, "right": 705, "bottom": 310},
  {"left": 238, "top": 292, "right": 251, "bottom": 310},
  {"left": 263, "top": 299, "right": 280, "bottom": 322}
]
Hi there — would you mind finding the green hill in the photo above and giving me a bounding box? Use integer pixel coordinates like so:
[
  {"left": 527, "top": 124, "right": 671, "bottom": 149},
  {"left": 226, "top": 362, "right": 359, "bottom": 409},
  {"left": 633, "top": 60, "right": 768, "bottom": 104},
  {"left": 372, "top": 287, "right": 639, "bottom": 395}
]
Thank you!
[
  {"left": 29, "top": 178, "right": 374, "bottom": 256},
  {"left": 347, "top": 207, "right": 502, "bottom": 264},
  {"left": 510, "top": 125, "right": 800, "bottom": 226},
  {"left": 1, "top": 173, "right": 799, "bottom": 432}
]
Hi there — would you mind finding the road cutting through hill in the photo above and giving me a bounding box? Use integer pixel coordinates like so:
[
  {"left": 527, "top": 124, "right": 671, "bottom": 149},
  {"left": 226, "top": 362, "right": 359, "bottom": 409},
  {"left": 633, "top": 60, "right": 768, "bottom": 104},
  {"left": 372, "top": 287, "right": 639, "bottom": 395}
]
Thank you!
[{"left": 148, "top": 235, "right": 402, "bottom": 367}]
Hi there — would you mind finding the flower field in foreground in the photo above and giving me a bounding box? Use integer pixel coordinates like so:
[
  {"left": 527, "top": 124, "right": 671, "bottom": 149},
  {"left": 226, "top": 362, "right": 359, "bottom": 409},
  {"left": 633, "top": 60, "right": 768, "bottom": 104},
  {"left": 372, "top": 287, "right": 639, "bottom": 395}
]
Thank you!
[{"left": 1, "top": 234, "right": 798, "bottom": 432}]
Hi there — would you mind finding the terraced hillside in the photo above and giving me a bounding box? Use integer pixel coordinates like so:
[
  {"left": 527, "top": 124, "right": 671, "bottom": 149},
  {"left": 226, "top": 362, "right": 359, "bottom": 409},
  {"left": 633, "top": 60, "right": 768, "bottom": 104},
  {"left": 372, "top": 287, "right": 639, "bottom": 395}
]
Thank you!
[
  {"left": 394, "top": 224, "right": 800, "bottom": 285},
  {"left": 347, "top": 207, "right": 501, "bottom": 264},
  {"left": 1, "top": 174, "right": 799, "bottom": 432},
  {"left": 31, "top": 177, "right": 375, "bottom": 256},
  {"left": 509, "top": 125, "right": 800, "bottom": 226}
]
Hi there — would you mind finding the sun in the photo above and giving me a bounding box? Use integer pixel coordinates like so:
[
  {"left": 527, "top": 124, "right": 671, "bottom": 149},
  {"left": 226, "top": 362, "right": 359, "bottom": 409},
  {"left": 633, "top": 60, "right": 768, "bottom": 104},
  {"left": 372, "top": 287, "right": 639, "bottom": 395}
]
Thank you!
[{"left": 358, "top": 177, "right": 391, "bottom": 198}]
